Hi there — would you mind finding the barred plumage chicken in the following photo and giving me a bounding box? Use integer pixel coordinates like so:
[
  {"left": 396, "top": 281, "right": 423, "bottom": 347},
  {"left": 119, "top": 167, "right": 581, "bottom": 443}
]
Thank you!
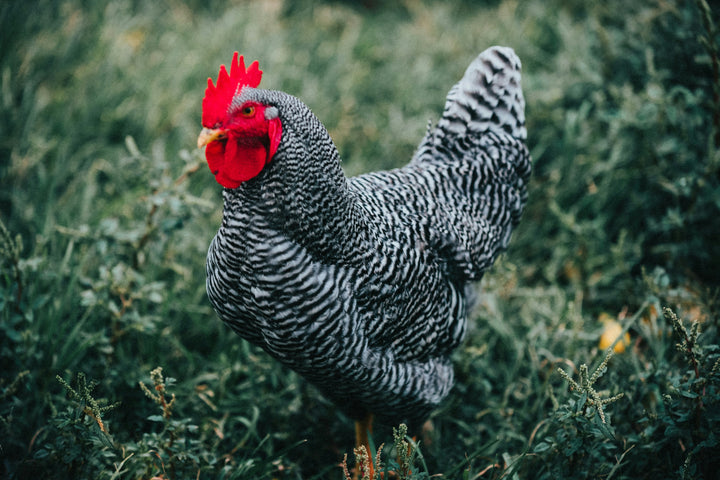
[{"left": 199, "top": 47, "right": 530, "bottom": 441}]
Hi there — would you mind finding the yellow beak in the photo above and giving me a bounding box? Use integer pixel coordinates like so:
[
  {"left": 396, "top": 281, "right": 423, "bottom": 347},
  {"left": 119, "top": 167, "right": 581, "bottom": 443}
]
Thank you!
[{"left": 197, "top": 128, "right": 227, "bottom": 148}]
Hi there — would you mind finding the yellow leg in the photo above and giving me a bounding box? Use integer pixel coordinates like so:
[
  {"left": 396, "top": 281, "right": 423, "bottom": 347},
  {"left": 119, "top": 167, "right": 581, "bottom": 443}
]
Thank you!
[{"left": 353, "top": 413, "right": 375, "bottom": 480}]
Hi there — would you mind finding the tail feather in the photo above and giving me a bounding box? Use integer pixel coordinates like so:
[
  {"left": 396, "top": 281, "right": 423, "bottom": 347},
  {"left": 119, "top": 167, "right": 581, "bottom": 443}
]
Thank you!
[
  {"left": 402, "top": 46, "right": 531, "bottom": 280},
  {"left": 435, "top": 46, "right": 526, "bottom": 142}
]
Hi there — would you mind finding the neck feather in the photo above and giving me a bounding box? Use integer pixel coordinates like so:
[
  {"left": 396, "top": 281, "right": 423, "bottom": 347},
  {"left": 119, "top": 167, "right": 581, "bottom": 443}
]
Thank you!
[{"left": 220, "top": 92, "right": 368, "bottom": 262}]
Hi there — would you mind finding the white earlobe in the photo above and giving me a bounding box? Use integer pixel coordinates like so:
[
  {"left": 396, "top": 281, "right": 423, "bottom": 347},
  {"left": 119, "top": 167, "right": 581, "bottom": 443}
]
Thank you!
[{"left": 265, "top": 106, "right": 279, "bottom": 120}]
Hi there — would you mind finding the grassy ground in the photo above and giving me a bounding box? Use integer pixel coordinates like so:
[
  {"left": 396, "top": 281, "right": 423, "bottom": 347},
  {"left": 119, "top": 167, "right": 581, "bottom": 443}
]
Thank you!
[{"left": 2, "top": 0, "right": 719, "bottom": 478}]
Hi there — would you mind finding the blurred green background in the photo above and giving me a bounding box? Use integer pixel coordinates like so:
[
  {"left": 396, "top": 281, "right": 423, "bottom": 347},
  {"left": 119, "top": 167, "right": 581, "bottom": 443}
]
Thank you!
[{"left": 1, "top": 0, "right": 719, "bottom": 478}]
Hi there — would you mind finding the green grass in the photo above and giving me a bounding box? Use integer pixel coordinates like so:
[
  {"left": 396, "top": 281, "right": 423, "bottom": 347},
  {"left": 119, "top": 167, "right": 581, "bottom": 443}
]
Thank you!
[{"left": 2, "top": 0, "right": 719, "bottom": 478}]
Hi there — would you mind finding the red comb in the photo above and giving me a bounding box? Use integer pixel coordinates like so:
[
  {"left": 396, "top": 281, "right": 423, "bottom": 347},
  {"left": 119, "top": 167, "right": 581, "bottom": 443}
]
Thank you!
[{"left": 202, "top": 52, "right": 262, "bottom": 128}]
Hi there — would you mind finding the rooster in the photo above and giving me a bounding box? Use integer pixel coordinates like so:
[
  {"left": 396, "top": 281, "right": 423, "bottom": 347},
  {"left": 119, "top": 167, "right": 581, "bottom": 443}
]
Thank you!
[{"left": 199, "top": 47, "right": 530, "bottom": 467}]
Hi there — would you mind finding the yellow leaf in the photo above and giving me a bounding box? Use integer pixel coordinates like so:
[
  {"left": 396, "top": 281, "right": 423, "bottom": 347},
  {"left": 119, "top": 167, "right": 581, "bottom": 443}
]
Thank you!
[{"left": 599, "top": 317, "right": 631, "bottom": 353}]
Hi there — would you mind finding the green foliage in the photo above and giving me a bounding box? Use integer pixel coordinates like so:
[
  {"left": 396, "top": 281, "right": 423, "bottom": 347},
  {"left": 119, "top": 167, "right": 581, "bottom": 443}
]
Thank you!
[
  {"left": 503, "top": 305, "right": 720, "bottom": 480},
  {"left": 515, "top": 0, "right": 720, "bottom": 307},
  {"left": 341, "top": 423, "right": 432, "bottom": 480},
  {"left": 556, "top": 351, "right": 625, "bottom": 426},
  {"left": 1, "top": 0, "right": 719, "bottom": 479},
  {"left": 385, "top": 424, "right": 431, "bottom": 480},
  {"left": 35, "top": 373, "right": 119, "bottom": 478}
]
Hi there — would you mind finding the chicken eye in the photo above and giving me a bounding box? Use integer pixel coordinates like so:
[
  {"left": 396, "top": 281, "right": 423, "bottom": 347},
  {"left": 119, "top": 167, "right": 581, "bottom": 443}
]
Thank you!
[{"left": 241, "top": 105, "right": 256, "bottom": 117}]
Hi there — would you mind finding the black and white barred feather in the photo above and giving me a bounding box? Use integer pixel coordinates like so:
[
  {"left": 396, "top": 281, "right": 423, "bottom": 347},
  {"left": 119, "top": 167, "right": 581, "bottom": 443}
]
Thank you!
[{"left": 206, "top": 46, "right": 531, "bottom": 426}]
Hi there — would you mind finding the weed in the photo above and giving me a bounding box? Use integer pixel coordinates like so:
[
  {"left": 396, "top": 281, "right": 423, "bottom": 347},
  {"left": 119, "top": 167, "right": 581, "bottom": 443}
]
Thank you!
[
  {"left": 56, "top": 372, "right": 120, "bottom": 440},
  {"left": 556, "top": 351, "right": 625, "bottom": 425}
]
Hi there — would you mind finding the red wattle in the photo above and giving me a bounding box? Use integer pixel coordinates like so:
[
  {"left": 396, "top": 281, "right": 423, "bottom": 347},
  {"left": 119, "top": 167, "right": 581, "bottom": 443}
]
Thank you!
[
  {"left": 205, "top": 137, "right": 273, "bottom": 189},
  {"left": 268, "top": 117, "right": 282, "bottom": 158},
  {"left": 205, "top": 141, "right": 234, "bottom": 185},
  {"left": 224, "top": 139, "right": 268, "bottom": 185}
]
